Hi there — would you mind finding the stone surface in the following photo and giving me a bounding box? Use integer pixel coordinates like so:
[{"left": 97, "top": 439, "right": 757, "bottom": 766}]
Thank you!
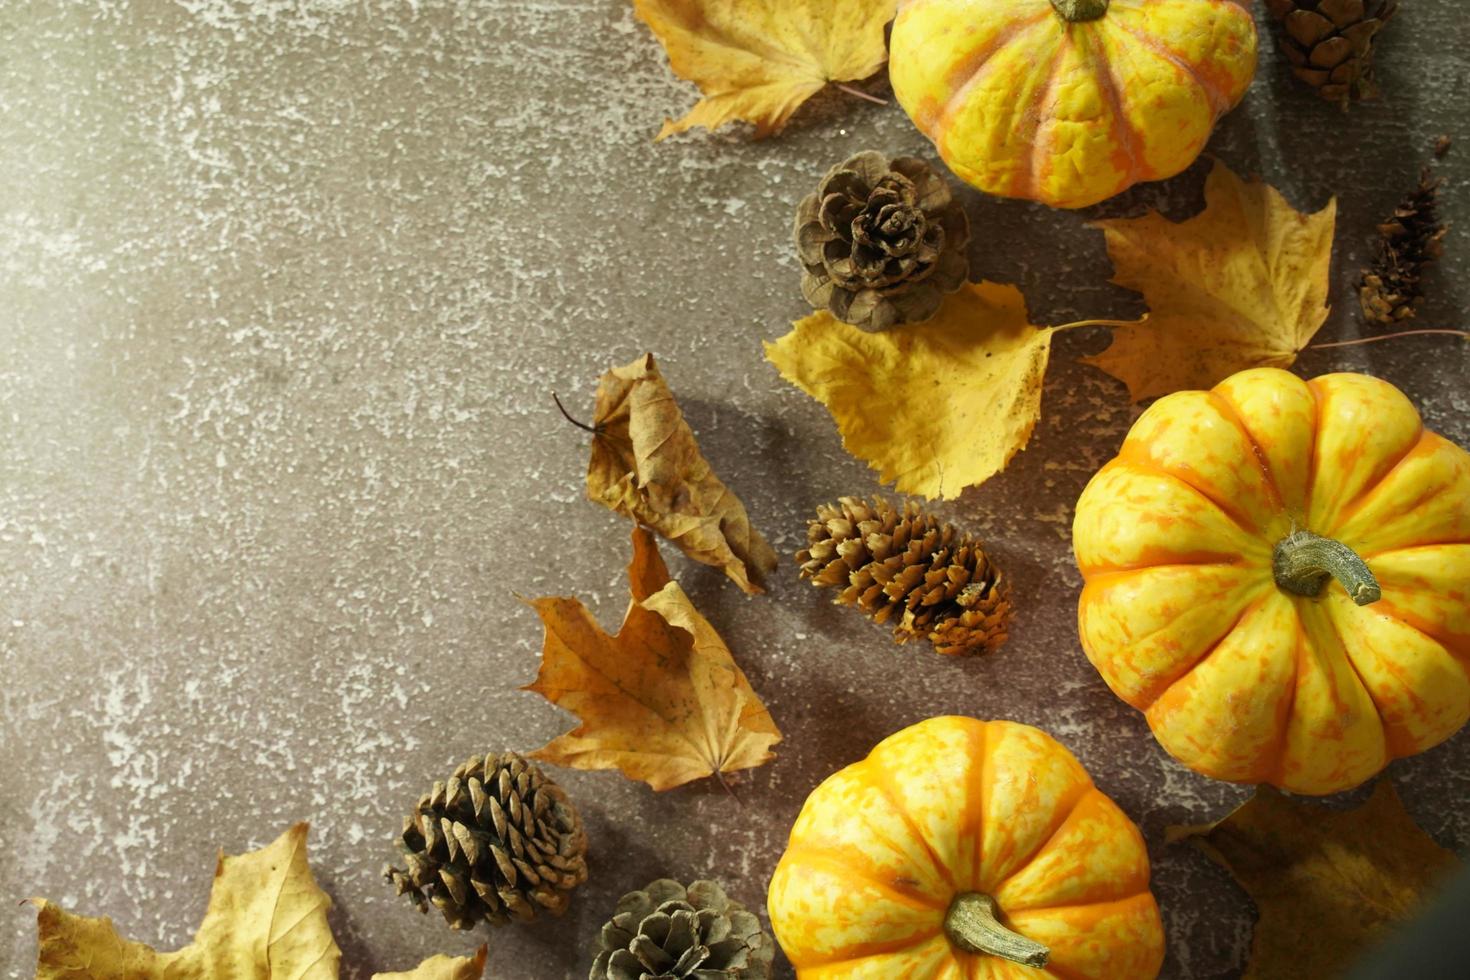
[{"left": 2, "top": 2, "right": 1467, "bottom": 978}]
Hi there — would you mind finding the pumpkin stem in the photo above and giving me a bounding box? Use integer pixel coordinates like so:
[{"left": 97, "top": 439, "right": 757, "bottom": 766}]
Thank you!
[
  {"left": 1049, "top": 0, "right": 1109, "bottom": 21},
  {"left": 944, "top": 893, "right": 1050, "bottom": 968},
  {"left": 1272, "top": 530, "right": 1382, "bottom": 606}
]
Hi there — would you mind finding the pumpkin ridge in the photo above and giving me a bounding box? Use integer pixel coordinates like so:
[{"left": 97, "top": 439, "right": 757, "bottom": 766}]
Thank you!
[
  {"left": 1138, "top": 593, "right": 1270, "bottom": 713},
  {"left": 1084, "top": 24, "right": 1144, "bottom": 184},
  {"left": 1329, "top": 431, "right": 1439, "bottom": 542},
  {"left": 1262, "top": 625, "right": 1308, "bottom": 787},
  {"left": 1003, "top": 885, "right": 1156, "bottom": 918},
  {"left": 1110, "top": 450, "right": 1267, "bottom": 542},
  {"left": 986, "top": 784, "right": 1098, "bottom": 901},
  {"left": 1205, "top": 388, "right": 1292, "bottom": 522},
  {"left": 920, "top": 12, "right": 1053, "bottom": 136},
  {"left": 785, "top": 929, "right": 951, "bottom": 971},
  {"left": 1294, "top": 601, "right": 1392, "bottom": 781},
  {"left": 1370, "top": 587, "right": 1470, "bottom": 666},
  {"left": 867, "top": 759, "right": 962, "bottom": 892},
  {"left": 962, "top": 721, "right": 990, "bottom": 893},
  {"left": 775, "top": 845, "right": 949, "bottom": 911},
  {"left": 1310, "top": 598, "right": 1407, "bottom": 758},
  {"left": 1304, "top": 376, "right": 1424, "bottom": 533},
  {"left": 1109, "top": 20, "right": 1229, "bottom": 116},
  {"left": 1022, "top": 31, "right": 1077, "bottom": 202}
]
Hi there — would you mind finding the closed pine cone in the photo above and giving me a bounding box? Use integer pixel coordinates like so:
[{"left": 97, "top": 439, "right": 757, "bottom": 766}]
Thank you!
[
  {"left": 1266, "top": 0, "right": 1398, "bottom": 104},
  {"left": 384, "top": 751, "right": 589, "bottom": 930},
  {"left": 797, "top": 496, "right": 1012, "bottom": 657}
]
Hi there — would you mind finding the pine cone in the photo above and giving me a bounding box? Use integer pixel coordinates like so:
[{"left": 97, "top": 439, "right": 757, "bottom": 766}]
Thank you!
[
  {"left": 590, "top": 879, "right": 774, "bottom": 980},
  {"left": 797, "top": 496, "right": 1012, "bottom": 657},
  {"left": 1266, "top": 0, "right": 1398, "bottom": 104},
  {"left": 795, "top": 151, "right": 969, "bottom": 332},
  {"left": 384, "top": 752, "right": 589, "bottom": 930},
  {"left": 1360, "top": 167, "right": 1448, "bottom": 325}
]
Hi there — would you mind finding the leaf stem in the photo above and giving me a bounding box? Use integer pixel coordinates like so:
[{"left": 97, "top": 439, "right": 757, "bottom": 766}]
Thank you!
[
  {"left": 1308, "top": 328, "right": 1469, "bottom": 350},
  {"left": 833, "top": 82, "right": 888, "bottom": 106},
  {"left": 552, "top": 392, "right": 599, "bottom": 434},
  {"left": 1051, "top": 317, "right": 1148, "bottom": 332}
]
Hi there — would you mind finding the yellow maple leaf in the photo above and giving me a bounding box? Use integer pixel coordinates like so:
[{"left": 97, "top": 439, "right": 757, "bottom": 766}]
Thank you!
[
  {"left": 1085, "top": 160, "right": 1338, "bottom": 402},
  {"left": 765, "top": 281, "right": 1055, "bottom": 500},
  {"left": 525, "top": 525, "right": 781, "bottom": 791},
  {"left": 1169, "top": 782, "right": 1460, "bottom": 980},
  {"left": 632, "top": 0, "right": 897, "bottom": 139},
  {"left": 31, "top": 824, "right": 486, "bottom": 980},
  {"left": 586, "top": 352, "right": 776, "bottom": 595}
]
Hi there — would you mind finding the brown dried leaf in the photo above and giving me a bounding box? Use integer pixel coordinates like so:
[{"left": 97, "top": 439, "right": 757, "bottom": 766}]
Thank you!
[
  {"left": 1169, "top": 782, "right": 1460, "bottom": 980},
  {"left": 525, "top": 526, "right": 781, "bottom": 791},
  {"left": 32, "top": 824, "right": 486, "bottom": 980},
  {"left": 587, "top": 352, "right": 776, "bottom": 594}
]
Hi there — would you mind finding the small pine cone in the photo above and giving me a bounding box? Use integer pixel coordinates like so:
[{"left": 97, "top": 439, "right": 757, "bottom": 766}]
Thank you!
[
  {"left": 794, "top": 150, "right": 969, "bottom": 332},
  {"left": 384, "top": 752, "right": 588, "bottom": 930},
  {"left": 1359, "top": 168, "right": 1448, "bottom": 325},
  {"left": 797, "top": 496, "right": 1012, "bottom": 657},
  {"left": 590, "top": 879, "right": 774, "bottom": 980},
  {"left": 1266, "top": 0, "right": 1398, "bottom": 104}
]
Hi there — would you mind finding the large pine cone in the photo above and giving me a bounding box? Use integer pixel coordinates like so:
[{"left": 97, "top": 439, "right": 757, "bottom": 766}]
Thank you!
[
  {"left": 795, "top": 150, "right": 969, "bottom": 332},
  {"left": 384, "top": 752, "right": 589, "bottom": 930},
  {"left": 797, "top": 496, "right": 1012, "bottom": 657},
  {"left": 1266, "top": 0, "right": 1398, "bottom": 104},
  {"left": 590, "top": 879, "right": 774, "bottom": 980}
]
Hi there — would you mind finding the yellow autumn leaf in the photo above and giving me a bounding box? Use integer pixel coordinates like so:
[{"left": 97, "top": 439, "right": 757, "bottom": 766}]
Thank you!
[
  {"left": 31, "top": 824, "right": 486, "bottom": 980},
  {"left": 586, "top": 352, "right": 776, "bottom": 595},
  {"left": 1169, "top": 782, "right": 1460, "bottom": 980},
  {"left": 525, "top": 525, "right": 781, "bottom": 791},
  {"left": 632, "top": 0, "right": 898, "bottom": 139},
  {"left": 1086, "top": 160, "right": 1338, "bottom": 402},
  {"left": 765, "top": 281, "right": 1054, "bottom": 500}
]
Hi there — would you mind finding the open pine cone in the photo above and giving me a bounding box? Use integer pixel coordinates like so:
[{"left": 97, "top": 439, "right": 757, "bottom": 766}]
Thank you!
[
  {"left": 795, "top": 150, "right": 969, "bottom": 332},
  {"left": 384, "top": 751, "right": 588, "bottom": 930},
  {"left": 1266, "top": 0, "right": 1399, "bottom": 104},
  {"left": 1360, "top": 167, "right": 1447, "bottom": 325},
  {"left": 590, "top": 879, "right": 774, "bottom": 980}
]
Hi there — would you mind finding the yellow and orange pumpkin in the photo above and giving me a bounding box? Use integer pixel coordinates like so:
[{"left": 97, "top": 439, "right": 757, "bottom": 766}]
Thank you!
[
  {"left": 1074, "top": 369, "right": 1470, "bottom": 795},
  {"left": 768, "top": 716, "right": 1164, "bottom": 978},
  {"left": 889, "top": 0, "right": 1258, "bottom": 209}
]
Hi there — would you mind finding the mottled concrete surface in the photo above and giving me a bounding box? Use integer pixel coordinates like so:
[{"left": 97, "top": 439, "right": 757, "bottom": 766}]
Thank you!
[{"left": 2, "top": 2, "right": 1468, "bottom": 977}]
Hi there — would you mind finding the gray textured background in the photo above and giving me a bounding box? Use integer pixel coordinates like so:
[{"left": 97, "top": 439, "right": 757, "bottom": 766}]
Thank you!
[{"left": 2, "top": 1, "right": 1468, "bottom": 977}]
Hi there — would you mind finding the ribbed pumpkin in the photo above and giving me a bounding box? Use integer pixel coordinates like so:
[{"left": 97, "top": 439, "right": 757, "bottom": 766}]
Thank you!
[
  {"left": 1074, "top": 368, "right": 1470, "bottom": 796},
  {"left": 768, "top": 716, "right": 1165, "bottom": 979},
  {"left": 889, "top": 0, "right": 1258, "bottom": 209}
]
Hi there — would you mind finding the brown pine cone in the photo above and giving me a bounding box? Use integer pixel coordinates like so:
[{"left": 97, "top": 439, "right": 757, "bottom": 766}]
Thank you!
[
  {"left": 797, "top": 496, "right": 1012, "bottom": 657},
  {"left": 1266, "top": 0, "right": 1399, "bottom": 104},
  {"left": 384, "top": 751, "right": 588, "bottom": 930},
  {"left": 794, "top": 151, "right": 969, "bottom": 332},
  {"left": 1360, "top": 167, "right": 1448, "bottom": 325}
]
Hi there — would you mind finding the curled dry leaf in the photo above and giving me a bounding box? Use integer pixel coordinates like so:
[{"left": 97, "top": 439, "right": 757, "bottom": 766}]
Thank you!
[
  {"left": 632, "top": 0, "right": 898, "bottom": 139},
  {"left": 31, "top": 824, "right": 486, "bottom": 980},
  {"left": 586, "top": 352, "right": 776, "bottom": 595},
  {"left": 1169, "top": 782, "right": 1460, "bottom": 980},
  {"left": 525, "top": 526, "right": 781, "bottom": 791},
  {"left": 1085, "top": 160, "right": 1337, "bottom": 402},
  {"left": 765, "top": 281, "right": 1054, "bottom": 500}
]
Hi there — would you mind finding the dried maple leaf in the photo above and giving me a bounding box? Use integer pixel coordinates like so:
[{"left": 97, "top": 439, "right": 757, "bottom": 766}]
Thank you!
[
  {"left": 585, "top": 352, "right": 776, "bottom": 595},
  {"left": 525, "top": 525, "right": 781, "bottom": 791},
  {"left": 632, "top": 0, "right": 897, "bottom": 139},
  {"left": 31, "top": 824, "right": 486, "bottom": 980},
  {"left": 1169, "top": 782, "right": 1460, "bottom": 980},
  {"left": 764, "top": 281, "right": 1054, "bottom": 500},
  {"left": 1085, "top": 161, "right": 1338, "bottom": 402}
]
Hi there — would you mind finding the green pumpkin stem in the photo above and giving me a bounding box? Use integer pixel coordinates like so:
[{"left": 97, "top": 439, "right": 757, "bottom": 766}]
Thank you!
[
  {"left": 1050, "top": 0, "right": 1110, "bottom": 21},
  {"left": 1273, "top": 530, "right": 1382, "bottom": 606},
  {"left": 944, "top": 893, "right": 1050, "bottom": 968}
]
